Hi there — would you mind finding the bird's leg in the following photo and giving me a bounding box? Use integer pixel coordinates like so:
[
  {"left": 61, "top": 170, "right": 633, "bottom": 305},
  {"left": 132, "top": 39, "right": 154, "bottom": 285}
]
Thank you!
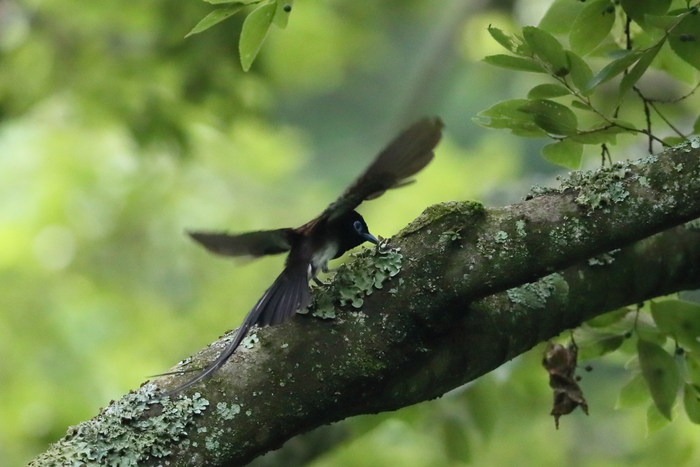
[
  {"left": 319, "top": 260, "right": 343, "bottom": 274},
  {"left": 311, "top": 264, "right": 339, "bottom": 286}
]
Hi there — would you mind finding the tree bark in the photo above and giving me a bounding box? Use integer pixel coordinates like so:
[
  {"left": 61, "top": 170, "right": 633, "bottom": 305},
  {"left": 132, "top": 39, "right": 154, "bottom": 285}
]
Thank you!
[{"left": 29, "top": 142, "right": 700, "bottom": 467}]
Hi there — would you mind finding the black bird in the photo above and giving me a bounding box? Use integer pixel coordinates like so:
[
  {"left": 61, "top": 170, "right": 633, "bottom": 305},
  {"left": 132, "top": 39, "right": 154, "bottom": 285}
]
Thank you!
[{"left": 167, "top": 117, "right": 443, "bottom": 395}]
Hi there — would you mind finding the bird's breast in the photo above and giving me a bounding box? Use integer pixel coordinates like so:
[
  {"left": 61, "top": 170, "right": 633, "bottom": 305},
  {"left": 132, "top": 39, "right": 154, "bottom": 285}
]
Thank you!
[{"left": 309, "top": 240, "right": 339, "bottom": 277}]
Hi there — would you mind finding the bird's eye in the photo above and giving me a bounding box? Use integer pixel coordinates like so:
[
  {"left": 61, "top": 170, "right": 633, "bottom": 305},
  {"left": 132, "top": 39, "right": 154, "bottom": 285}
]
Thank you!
[{"left": 353, "top": 220, "right": 363, "bottom": 232}]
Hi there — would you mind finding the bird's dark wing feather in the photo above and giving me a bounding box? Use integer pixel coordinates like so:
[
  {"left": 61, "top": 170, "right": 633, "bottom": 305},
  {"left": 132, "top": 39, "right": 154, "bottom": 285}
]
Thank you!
[
  {"left": 320, "top": 117, "right": 444, "bottom": 222},
  {"left": 164, "top": 262, "right": 310, "bottom": 395},
  {"left": 188, "top": 229, "right": 299, "bottom": 258},
  {"left": 256, "top": 263, "right": 310, "bottom": 326}
]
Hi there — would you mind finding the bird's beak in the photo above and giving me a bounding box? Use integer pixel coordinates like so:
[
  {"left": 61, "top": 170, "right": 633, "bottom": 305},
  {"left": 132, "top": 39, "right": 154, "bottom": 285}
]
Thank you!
[{"left": 363, "top": 232, "right": 379, "bottom": 245}]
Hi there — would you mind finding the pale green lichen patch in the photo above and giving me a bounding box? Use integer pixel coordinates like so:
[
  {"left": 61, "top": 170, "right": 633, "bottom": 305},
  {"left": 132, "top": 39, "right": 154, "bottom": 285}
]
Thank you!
[
  {"left": 571, "top": 176, "right": 629, "bottom": 209},
  {"left": 506, "top": 273, "right": 569, "bottom": 309},
  {"left": 400, "top": 200, "right": 485, "bottom": 236},
  {"left": 494, "top": 231, "right": 509, "bottom": 243},
  {"left": 527, "top": 159, "right": 666, "bottom": 210},
  {"left": 205, "top": 436, "right": 219, "bottom": 451},
  {"left": 28, "top": 383, "right": 209, "bottom": 467},
  {"left": 216, "top": 402, "right": 241, "bottom": 420},
  {"left": 242, "top": 333, "right": 259, "bottom": 349},
  {"left": 304, "top": 246, "right": 403, "bottom": 317},
  {"left": 548, "top": 217, "right": 587, "bottom": 247},
  {"left": 475, "top": 216, "right": 532, "bottom": 263},
  {"left": 588, "top": 249, "right": 620, "bottom": 266},
  {"left": 310, "top": 291, "right": 337, "bottom": 319},
  {"left": 439, "top": 230, "right": 462, "bottom": 242},
  {"left": 527, "top": 184, "right": 557, "bottom": 197}
]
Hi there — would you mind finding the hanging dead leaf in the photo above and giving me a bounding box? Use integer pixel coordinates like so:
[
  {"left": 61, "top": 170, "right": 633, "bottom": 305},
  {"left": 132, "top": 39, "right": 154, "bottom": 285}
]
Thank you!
[{"left": 543, "top": 340, "right": 589, "bottom": 428}]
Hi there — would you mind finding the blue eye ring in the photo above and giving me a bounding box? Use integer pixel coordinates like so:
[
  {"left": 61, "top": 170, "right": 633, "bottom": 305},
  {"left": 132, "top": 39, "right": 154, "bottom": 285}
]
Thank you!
[{"left": 353, "top": 220, "right": 363, "bottom": 232}]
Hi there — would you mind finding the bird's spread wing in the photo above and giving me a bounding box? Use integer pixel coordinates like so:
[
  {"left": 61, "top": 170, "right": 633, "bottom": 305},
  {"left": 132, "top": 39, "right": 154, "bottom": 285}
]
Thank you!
[
  {"left": 188, "top": 229, "right": 299, "bottom": 258},
  {"left": 164, "top": 262, "right": 310, "bottom": 395},
  {"left": 320, "top": 117, "right": 444, "bottom": 222}
]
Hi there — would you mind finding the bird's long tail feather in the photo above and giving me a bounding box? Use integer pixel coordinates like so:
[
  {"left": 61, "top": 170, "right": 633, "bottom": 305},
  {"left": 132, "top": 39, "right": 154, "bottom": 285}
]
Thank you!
[{"left": 163, "top": 264, "right": 309, "bottom": 396}]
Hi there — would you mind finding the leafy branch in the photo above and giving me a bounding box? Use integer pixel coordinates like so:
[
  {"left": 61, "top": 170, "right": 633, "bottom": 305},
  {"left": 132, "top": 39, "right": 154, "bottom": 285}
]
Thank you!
[
  {"left": 477, "top": 0, "right": 700, "bottom": 168},
  {"left": 186, "top": 0, "right": 294, "bottom": 71}
]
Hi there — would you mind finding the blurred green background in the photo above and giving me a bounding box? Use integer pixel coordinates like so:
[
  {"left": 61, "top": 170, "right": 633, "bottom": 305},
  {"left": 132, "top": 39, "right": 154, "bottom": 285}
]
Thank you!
[{"left": 2, "top": 0, "right": 700, "bottom": 465}]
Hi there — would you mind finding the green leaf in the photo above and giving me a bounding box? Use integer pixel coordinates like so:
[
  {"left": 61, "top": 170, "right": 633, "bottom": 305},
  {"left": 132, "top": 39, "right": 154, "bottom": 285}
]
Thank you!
[
  {"left": 539, "top": 0, "right": 587, "bottom": 35},
  {"left": 519, "top": 99, "right": 578, "bottom": 136},
  {"left": 644, "top": 13, "right": 684, "bottom": 31},
  {"left": 663, "top": 136, "right": 687, "bottom": 147},
  {"left": 586, "top": 308, "right": 630, "bottom": 328},
  {"left": 585, "top": 50, "right": 643, "bottom": 91},
  {"left": 473, "top": 99, "right": 548, "bottom": 137},
  {"left": 650, "top": 299, "right": 700, "bottom": 354},
  {"left": 693, "top": 114, "right": 700, "bottom": 134},
  {"left": 635, "top": 317, "right": 667, "bottom": 346},
  {"left": 616, "top": 372, "right": 650, "bottom": 409},
  {"left": 522, "top": 26, "right": 569, "bottom": 76},
  {"left": 541, "top": 139, "right": 583, "bottom": 169},
  {"left": 684, "top": 384, "right": 700, "bottom": 424},
  {"left": 654, "top": 39, "right": 698, "bottom": 84},
  {"left": 185, "top": 5, "right": 246, "bottom": 38},
  {"left": 273, "top": 0, "right": 293, "bottom": 29},
  {"left": 482, "top": 54, "right": 545, "bottom": 73},
  {"left": 527, "top": 83, "right": 570, "bottom": 99},
  {"left": 239, "top": 1, "right": 276, "bottom": 71},
  {"left": 570, "top": 1, "right": 617, "bottom": 57},
  {"left": 668, "top": 12, "right": 700, "bottom": 71},
  {"left": 574, "top": 329, "right": 625, "bottom": 359},
  {"left": 488, "top": 26, "right": 530, "bottom": 56},
  {"left": 686, "top": 355, "right": 700, "bottom": 386},
  {"left": 620, "top": 0, "right": 672, "bottom": 28},
  {"left": 618, "top": 39, "right": 666, "bottom": 101},
  {"left": 566, "top": 51, "right": 594, "bottom": 95},
  {"left": 488, "top": 26, "right": 516, "bottom": 53},
  {"left": 647, "top": 402, "right": 672, "bottom": 433},
  {"left": 571, "top": 100, "right": 594, "bottom": 111},
  {"left": 638, "top": 339, "right": 680, "bottom": 420}
]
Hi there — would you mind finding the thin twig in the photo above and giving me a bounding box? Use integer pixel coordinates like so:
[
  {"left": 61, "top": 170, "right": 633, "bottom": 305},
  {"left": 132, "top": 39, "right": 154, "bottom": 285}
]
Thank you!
[
  {"left": 649, "top": 100, "right": 686, "bottom": 139},
  {"left": 633, "top": 87, "right": 654, "bottom": 154},
  {"left": 601, "top": 145, "right": 606, "bottom": 167}
]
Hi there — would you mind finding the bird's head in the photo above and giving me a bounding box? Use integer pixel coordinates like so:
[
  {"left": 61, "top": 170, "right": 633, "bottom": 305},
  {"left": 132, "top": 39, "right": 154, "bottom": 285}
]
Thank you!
[{"left": 333, "top": 210, "right": 378, "bottom": 258}]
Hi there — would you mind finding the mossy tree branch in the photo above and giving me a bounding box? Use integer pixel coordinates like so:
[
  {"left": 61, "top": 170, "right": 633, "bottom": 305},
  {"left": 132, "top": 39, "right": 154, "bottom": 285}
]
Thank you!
[{"left": 29, "top": 142, "right": 700, "bottom": 467}]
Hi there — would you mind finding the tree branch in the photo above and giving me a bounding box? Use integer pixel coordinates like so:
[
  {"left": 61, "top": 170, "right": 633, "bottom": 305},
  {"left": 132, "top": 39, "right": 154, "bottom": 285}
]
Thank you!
[{"left": 29, "top": 142, "right": 700, "bottom": 467}]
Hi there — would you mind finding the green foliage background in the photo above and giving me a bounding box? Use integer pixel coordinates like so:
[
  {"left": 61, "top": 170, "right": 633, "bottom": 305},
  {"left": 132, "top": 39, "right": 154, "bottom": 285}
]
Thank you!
[{"left": 1, "top": 0, "right": 700, "bottom": 465}]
